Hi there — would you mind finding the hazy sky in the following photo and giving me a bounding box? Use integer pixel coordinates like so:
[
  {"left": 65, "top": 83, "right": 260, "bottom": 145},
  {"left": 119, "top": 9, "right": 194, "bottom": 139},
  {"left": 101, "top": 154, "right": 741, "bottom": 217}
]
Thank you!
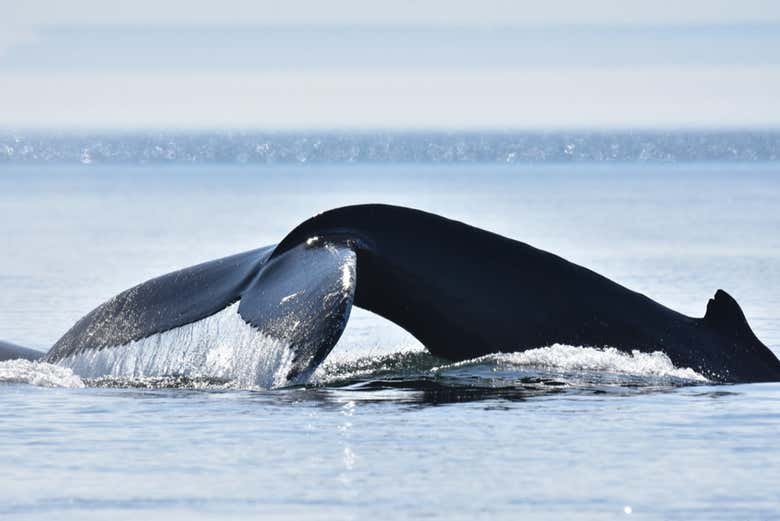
[{"left": 2, "top": 0, "right": 780, "bottom": 129}]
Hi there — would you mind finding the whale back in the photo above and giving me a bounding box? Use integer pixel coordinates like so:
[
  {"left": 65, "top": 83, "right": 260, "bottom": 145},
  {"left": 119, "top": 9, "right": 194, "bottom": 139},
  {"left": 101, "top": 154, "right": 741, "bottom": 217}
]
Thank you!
[
  {"left": 273, "top": 204, "right": 780, "bottom": 382},
  {"left": 274, "top": 205, "right": 674, "bottom": 359}
]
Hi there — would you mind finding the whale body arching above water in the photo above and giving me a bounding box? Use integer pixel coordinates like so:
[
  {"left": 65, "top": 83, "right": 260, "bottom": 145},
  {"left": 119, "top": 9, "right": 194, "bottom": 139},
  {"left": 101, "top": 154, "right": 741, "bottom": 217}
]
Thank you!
[{"left": 2, "top": 204, "right": 779, "bottom": 384}]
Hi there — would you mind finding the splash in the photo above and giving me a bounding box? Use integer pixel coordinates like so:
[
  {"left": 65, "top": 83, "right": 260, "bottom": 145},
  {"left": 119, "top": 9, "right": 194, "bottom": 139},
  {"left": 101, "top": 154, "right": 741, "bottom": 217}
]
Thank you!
[
  {"left": 86, "top": 375, "right": 236, "bottom": 390},
  {"left": 312, "top": 345, "right": 436, "bottom": 385},
  {"left": 437, "top": 344, "right": 708, "bottom": 382},
  {"left": 5, "top": 329, "right": 709, "bottom": 390},
  {"left": 312, "top": 343, "right": 709, "bottom": 388},
  {"left": 56, "top": 303, "right": 297, "bottom": 389},
  {"left": 0, "top": 359, "right": 85, "bottom": 388}
]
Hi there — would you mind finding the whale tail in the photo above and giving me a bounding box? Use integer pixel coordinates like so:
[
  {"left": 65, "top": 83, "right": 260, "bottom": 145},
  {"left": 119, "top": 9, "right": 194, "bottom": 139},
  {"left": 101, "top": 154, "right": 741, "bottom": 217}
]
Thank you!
[
  {"left": 703, "top": 289, "right": 780, "bottom": 382},
  {"left": 21, "top": 204, "right": 780, "bottom": 385},
  {"left": 43, "top": 241, "right": 356, "bottom": 386},
  {"left": 0, "top": 340, "right": 45, "bottom": 362}
]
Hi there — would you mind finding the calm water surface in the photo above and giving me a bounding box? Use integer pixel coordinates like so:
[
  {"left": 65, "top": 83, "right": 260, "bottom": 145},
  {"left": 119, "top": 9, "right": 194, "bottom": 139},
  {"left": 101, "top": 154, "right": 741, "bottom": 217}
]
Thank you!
[{"left": 1, "top": 164, "right": 779, "bottom": 520}]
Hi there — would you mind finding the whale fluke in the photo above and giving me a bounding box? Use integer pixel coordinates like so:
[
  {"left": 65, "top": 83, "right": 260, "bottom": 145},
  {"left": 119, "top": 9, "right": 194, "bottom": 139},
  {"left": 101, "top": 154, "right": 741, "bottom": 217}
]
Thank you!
[
  {"left": 237, "top": 240, "right": 356, "bottom": 381},
  {"left": 44, "top": 246, "right": 275, "bottom": 361},
  {"left": 42, "top": 241, "right": 356, "bottom": 383}
]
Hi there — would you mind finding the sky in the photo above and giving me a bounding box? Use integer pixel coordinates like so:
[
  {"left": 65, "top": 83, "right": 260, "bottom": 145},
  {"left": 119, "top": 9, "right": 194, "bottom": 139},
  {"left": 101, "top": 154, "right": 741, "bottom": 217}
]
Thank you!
[{"left": 1, "top": 0, "right": 780, "bottom": 129}]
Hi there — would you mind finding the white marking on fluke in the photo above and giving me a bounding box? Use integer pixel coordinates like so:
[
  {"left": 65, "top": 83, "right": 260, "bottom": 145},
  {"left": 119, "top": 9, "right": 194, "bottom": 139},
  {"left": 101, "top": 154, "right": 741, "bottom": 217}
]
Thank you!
[
  {"left": 341, "top": 262, "right": 353, "bottom": 291},
  {"left": 280, "top": 291, "right": 303, "bottom": 304}
]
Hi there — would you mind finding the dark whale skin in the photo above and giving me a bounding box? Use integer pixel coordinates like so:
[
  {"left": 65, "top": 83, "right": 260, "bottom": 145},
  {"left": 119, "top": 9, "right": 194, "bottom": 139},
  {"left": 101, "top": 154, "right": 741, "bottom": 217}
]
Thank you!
[
  {"left": 274, "top": 205, "right": 780, "bottom": 383},
  {"left": 0, "top": 340, "right": 44, "bottom": 362}
]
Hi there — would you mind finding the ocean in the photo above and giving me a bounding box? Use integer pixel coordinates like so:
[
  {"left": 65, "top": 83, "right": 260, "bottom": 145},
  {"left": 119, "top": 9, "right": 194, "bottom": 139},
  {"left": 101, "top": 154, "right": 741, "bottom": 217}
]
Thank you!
[{"left": 1, "top": 161, "right": 779, "bottom": 520}]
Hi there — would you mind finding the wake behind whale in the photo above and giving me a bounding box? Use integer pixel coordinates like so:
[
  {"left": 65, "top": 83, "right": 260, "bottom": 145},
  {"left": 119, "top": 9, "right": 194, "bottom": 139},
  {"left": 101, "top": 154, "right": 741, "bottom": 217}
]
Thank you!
[
  {"left": 1, "top": 204, "right": 778, "bottom": 388},
  {"left": 0, "top": 343, "right": 709, "bottom": 395}
]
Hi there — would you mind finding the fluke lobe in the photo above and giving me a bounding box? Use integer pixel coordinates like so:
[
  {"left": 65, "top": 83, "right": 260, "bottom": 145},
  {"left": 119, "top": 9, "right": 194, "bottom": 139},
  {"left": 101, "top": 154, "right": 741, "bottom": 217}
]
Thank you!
[{"left": 2, "top": 204, "right": 778, "bottom": 384}]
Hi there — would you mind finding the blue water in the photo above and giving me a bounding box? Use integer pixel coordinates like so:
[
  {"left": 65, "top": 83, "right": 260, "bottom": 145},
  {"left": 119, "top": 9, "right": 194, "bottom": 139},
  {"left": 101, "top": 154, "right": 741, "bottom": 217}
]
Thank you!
[
  {"left": 3, "top": 131, "right": 779, "bottom": 163},
  {"left": 1, "top": 163, "right": 779, "bottom": 520}
]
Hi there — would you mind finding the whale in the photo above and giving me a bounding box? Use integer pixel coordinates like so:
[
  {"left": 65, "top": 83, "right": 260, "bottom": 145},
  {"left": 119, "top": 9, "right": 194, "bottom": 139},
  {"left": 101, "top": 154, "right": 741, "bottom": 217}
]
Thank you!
[
  {"left": 1, "top": 204, "right": 778, "bottom": 384},
  {"left": 0, "top": 340, "right": 44, "bottom": 362}
]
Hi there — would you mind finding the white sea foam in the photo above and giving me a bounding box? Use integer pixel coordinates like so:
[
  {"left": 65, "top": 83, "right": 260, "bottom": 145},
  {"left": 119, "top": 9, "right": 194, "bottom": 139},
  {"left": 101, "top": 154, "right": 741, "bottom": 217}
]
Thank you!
[
  {"left": 313, "top": 343, "right": 709, "bottom": 385},
  {"left": 3, "top": 323, "right": 709, "bottom": 390},
  {"left": 0, "top": 359, "right": 85, "bottom": 388},
  {"left": 438, "top": 344, "right": 708, "bottom": 382},
  {"left": 56, "top": 303, "right": 297, "bottom": 389},
  {"left": 312, "top": 344, "right": 431, "bottom": 384}
]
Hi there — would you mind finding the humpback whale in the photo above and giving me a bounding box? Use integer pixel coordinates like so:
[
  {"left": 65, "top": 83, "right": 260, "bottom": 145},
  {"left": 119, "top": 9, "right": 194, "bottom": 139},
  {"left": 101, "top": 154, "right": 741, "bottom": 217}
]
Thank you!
[
  {"left": 0, "top": 340, "right": 44, "bottom": 362},
  {"left": 1, "top": 204, "right": 778, "bottom": 384}
]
